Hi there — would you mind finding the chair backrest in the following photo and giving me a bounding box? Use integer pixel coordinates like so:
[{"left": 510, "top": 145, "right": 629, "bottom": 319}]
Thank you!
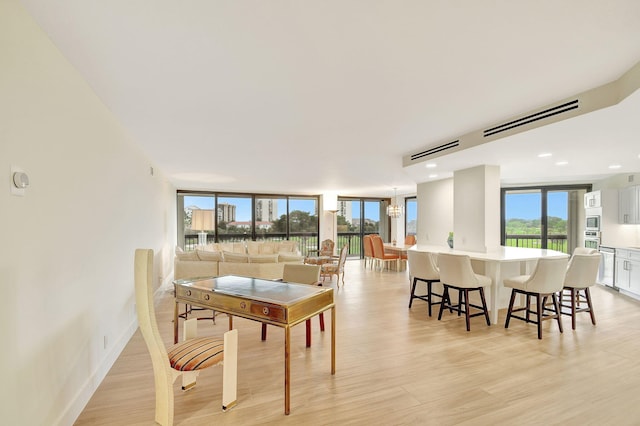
[
  {"left": 437, "top": 253, "right": 479, "bottom": 288},
  {"left": 336, "top": 244, "right": 349, "bottom": 271},
  {"left": 564, "top": 253, "right": 601, "bottom": 288},
  {"left": 319, "top": 239, "right": 335, "bottom": 256},
  {"left": 404, "top": 235, "right": 417, "bottom": 246},
  {"left": 283, "top": 263, "right": 321, "bottom": 285},
  {"left": 407, "top": 250, "right": 439, "bottom": 281},
  {"left": 526, "top": 257, "right": 570, "bottom": 293},
  {"left": 134, "top": 249, "right": 172, "bottom": 372},
  {"left": 573, "top": 247, "right": 598, "bottom": 256},
  {"left": 370, "top": 236, "right": 386, "bottom": 259},
  {"left": 363, "top": 235, "right": 374, "bottom": 258}
]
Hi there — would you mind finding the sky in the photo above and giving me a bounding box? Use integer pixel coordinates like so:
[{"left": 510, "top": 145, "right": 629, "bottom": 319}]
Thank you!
[{"left": 505, "top": 192, "right": 568, "bottom": 220}]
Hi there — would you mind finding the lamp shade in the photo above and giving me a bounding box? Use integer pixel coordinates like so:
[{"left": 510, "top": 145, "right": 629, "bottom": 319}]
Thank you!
[
  {"left": 324, "top": 192, "right": 338, "bottom": 212},
  {"left": 191, "top": 209, "right": 214, "bottom": 231}
]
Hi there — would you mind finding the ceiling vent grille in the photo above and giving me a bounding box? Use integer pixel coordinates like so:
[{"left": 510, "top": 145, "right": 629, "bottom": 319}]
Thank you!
[
  {"left": 410, "top": 140, "right": 460, "bottom": 161},
  {"left": 483, "top": 99, "right": 579, "bottom": 138}
]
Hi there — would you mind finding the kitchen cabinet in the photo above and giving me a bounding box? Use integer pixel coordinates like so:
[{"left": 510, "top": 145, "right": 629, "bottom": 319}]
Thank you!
[
  {"left": 615, "top": 249, "right": 640, "bottom": 296},
  {"left": 618, "top": 186, "right": 640, "bottom": 224},
  {"left": 584, "top": 190, "right": 601, "bottom": 208}
]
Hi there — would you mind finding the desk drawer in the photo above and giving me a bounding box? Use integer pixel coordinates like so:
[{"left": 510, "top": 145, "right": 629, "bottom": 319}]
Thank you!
[{"left": 175, "top": 285, "right": 287, "bottom": 323}]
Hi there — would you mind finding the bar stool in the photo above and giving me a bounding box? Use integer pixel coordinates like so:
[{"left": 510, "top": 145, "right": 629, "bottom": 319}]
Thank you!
[
  {"left": 437, "top": 253, "right": 491, "bottom": 331},
  {"left": 504, "top": 257, "right": 569, "bottom": 339},
  {"left": 560, "top": 253, "right": 601, "bottom": 329},
  {"left": 407, "top": 250, "right": 442, "bottom": 316}
]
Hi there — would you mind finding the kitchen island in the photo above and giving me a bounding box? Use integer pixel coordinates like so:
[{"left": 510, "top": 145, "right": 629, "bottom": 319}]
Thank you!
[{"left": 410, "top": 245, "right": 569, "bottom": 324}]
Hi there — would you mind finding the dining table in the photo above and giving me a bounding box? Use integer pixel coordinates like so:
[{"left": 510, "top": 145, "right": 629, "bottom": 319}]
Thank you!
[{"left": 409, "top": 244, "right": 569, "bottom": 324}]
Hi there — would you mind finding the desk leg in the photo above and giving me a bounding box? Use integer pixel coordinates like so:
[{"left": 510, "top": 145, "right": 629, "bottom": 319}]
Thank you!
[
  {"left": 173, "top": 301, "right": 179, "bottom": 344},
  {"left": 284, "top": 326, "right": 291, "bottom": 415},
  {"left": 331, "top": 306, "right": 336, "bottom": 375}
]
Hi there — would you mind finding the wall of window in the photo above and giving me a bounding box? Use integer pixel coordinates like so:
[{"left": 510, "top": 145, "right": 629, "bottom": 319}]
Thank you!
[
  {"left": 177, "top": 191, "right": 319, "bottom": 256},
  {"left": 501, "top": 184, "right": 590, "bottom": 254}
]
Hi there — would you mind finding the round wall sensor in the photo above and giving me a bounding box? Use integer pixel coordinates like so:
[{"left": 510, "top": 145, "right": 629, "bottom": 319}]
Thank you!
[{"left": 13, "top": 172, "right": 29, "bottom": 188}]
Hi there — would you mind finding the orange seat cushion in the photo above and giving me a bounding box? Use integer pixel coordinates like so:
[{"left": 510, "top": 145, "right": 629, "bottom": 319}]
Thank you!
[{"left": 168, "top": 337, "right": 224, "bottom": 371}]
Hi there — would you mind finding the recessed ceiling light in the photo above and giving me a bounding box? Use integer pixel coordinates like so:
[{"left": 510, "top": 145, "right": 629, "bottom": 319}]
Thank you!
[
  {"left": 555, "top": 161, "right": 568, "bottom": 166},
  {"left": 425, "top": 163, "right": 437, "bottom": 168},
  {"left": 428, "top": 174, "right": 438, "bottom": 178},
  {"left": 609, "top": 164, "right": 622, "bottom": 169},
  {"left": 538, "top": 153, "right": 552, "bottom": 158}
]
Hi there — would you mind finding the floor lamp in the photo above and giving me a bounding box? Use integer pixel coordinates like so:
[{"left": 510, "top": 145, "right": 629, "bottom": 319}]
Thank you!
[{"left": 191, "top": 209, "right": 214, "bottom": 246}]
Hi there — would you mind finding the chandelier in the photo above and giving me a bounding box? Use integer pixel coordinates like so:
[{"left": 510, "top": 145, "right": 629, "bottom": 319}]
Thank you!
[{"left": 387, "top": 188, "right": 404, "bottom": 218}]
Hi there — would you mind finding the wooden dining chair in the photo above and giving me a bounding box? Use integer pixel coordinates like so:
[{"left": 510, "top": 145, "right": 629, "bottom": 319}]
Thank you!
[
  {"left": 261, "top": 264, "right": 323, "bottom": 347},
  {"left": 135, "top": 249, "right": 238, "bottom": 425},
  {"left": 321, "top": 244, "right": 349, "bottom": 285},
  {"left": 371, "top": 235, "right": 399, "bottom": 271}
]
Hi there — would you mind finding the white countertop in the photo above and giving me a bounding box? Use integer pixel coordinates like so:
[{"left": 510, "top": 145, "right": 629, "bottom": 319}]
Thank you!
[{"left": 411, "top": 244, "right": 569, "bottom": 262}]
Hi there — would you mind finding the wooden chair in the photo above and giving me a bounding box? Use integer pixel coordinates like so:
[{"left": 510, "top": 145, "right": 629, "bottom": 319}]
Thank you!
[
  {"left": 305, "top": 239, "right": 335, "bottom": 264},
  {"left": 135, "top": 249, "right": 237, "bottom": 425},
  {"left": 404, "top": 235, "right": 417, "bottom": 246},
  {"left": 407, "top": 250, "right": 442, "bottom": 316},
  {"left": 261, "top": 264, "right": 323, "bottom": 347},
  {"left": 437, "top": 253, "right": 491, "bottom": 331},
  {"left": 362, "top": 235, "right": 375, "bottom": 269},
  {"left": 370, "top": 235, "right": 399, "bottom": 271},
  {"left": 560, "top": 253, "right": 601, "bottom": 329},
  {"left": 321, "top": 244, "right": 349, "bottom": 285},
  {"left": 504, "top": 257, "right": 569, "bottom": 339}
]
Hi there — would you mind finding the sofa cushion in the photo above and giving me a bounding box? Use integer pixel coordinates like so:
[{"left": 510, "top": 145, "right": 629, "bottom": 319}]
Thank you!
[
  {"left": 246, "top": 241, "right": 261, "bottom": 255},
  {"left": 196, "top": 249, "right": 223, "bottom": 261},
  {"left": 176, "top": 250, "right": 199, "bottom": 261},
  {"left": 223, "top": 251, "right": 249, "bottom": 263},
  {"left": 278, "top": 241, "right": 298, "bottom": 253},
  {"left": 278, "top": 253, "right": 304, "bottom": 263},
  {"left": 249, "top": 254, "right": 279, "bottom": 263}
]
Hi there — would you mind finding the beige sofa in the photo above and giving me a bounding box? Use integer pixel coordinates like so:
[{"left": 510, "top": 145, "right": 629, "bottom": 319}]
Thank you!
[{"left": 174, "top": 240, "right": 304, "bottom": 281}]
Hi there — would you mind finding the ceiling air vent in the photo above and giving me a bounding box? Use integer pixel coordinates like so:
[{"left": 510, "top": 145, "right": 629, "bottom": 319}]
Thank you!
[
  {"left": 410, "top": 140, "right": 460, "bottom": 161},
  {"left": 483, "top": 99, "right": 579, "bottom": 138}
]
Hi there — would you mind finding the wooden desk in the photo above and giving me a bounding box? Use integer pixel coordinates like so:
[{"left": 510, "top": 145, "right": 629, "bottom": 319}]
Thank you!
[
  {"left": 411, "top": 245, "right": 569, "bottom": 324},
  {"left": 173, "top": 275, "right": 335, "bottom": 415}
]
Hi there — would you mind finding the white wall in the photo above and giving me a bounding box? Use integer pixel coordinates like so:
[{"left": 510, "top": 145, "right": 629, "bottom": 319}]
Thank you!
[
  {"left": 0, "top": 2, "right": 176, "bottom": 425},
  {"left": 416, "top": 178, "right": 454, "bottom": 246}
]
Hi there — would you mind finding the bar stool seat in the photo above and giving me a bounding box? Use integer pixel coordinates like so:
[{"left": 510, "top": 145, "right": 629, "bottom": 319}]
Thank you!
[
  {"left": 504, "top": 257, "right": 569, "bottom": 339},
  {"left": 407, "top": 250, "right": 442, "bottom": 316},
  {"left": 437, "top": 253, "right": 491, "bottom": 331},
  {"left": 560, "top": 253, "right": 601, "bottom": 330}
]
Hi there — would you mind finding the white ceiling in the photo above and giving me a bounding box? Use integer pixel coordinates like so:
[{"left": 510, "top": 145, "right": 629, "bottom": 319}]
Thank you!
[{"left": 20, "top": 0, "right": 640, "bottom": 198}]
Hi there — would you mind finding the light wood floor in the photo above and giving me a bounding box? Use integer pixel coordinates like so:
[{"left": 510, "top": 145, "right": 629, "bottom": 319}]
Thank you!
[{"left": 76, "top": 260, "right": 640, "bottom": 425}]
